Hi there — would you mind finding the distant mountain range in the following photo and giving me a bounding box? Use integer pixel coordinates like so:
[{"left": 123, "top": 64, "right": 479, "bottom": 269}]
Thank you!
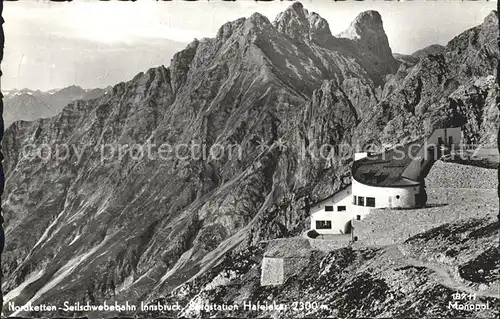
[
  {"left": 3, "top": 85, "right": 112, "bottom": 128},
  {"left": 393, "top": 44, "right": 447, "bottom": 66},
  {"left": 1, "top": 2, "right": 498, "bottom": 318},
  {"left": 411, "top": 43, "right": 447, "bottom": 58}
]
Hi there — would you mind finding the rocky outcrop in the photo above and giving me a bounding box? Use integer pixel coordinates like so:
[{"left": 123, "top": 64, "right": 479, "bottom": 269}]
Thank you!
[
  {"left": 169, "top": 39, "right": 199, "bottom": 94},
  {"left": 444, "top": 76, "right": 497, "bottom": 145},
  {"left": 354, "top": 10, "right": 498, "bottom": 147},
  {"left": 273, "top": 2, "right": 332, "bottom": 43},
  {"left": 337, "top": 10, "right": 399, "bottom": 79},
  {"left": 445, "top": 11, "right": 498, "bottom": 81},
  {"left": 303, "top": 79, "right": 359, "bottom": 150}
]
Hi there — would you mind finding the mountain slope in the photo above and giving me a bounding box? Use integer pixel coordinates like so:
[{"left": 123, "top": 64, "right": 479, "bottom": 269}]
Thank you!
[
  {"left": 162, "top": 213, "right": 497, "bottom": 319},
  {"left": 355, "top": 11, "right": 498, "bottom": 147}
]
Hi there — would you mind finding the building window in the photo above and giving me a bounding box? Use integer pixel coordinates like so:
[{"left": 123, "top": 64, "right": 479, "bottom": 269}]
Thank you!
[
  {"left": 396, "top": 195, "right": 400, "bottom": 199},
  {"left": 353, "top": 195, "right": 357, "bottom": 205},
  {"left": 357, "top": 196, "right": 365, "bottom": 206},
  {"left": 366, "top": 197, "right": 375, "bottom": 207},
  {"left": 356, "top": 215, "right": 361, "bottom": 221},
  {"left": 316, "top": 220, "right": 332, "bottom": 229},
  {"left": 438, "top": 137, "right": 444, "bottom": 145},
  {"left": 448, "top": 136, "right": 454, "bottom": 146},
  {"left": 337, "top": 206, "right": 346, "bottom": 211},
  {"left": 325, "top": 206, "right": 334, "bottom": 212}
]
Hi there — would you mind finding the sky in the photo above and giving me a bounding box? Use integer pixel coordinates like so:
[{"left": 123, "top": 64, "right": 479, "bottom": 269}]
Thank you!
[{"left": 2, "top": 0, "right": 497, "bottom": 91}]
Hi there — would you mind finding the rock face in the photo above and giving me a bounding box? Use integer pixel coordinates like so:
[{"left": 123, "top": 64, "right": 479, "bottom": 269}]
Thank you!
[
  {"left": 273, "top": 2, "right": 331, "bottom": 43},
  {"left": 337, "top": 10, "right": 399, "bottom": 80},
  {"left": 355, "top": 10, "right": 498, "bottom": 147},
  {"left": 0, "top": 2, "right": 498, "bottom": 318}
]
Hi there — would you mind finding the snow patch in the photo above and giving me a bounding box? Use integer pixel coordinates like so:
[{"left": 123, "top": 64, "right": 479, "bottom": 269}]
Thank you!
[
  {"left": 32, "top": 210, "right": 66, "bottom": 250},
  {"left": 116, "top": 273, "right": 135, "bottom": 293},
  {"left": 159, "top": 248, "right": 194, "bottom": 284},
  {"left": 11, "top": 237, "right": 110, "bottom": 316},
  {"left": 302, "top": 58, "right": 318, "bottom": 74},
  {"left": 3, "top": 269, "right": 45, "bottom": 304},
  {"left": 205, "top": 270, "right": 238, "bottom": 290},
  {"left": 69, "top": 234, "right": 81, "bottom": 246},
  {"left": 285, "top": 59, "right": 301, "bottom": 77}
]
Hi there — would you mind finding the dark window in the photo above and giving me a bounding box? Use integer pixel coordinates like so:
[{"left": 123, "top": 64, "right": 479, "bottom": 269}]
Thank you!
[
  {"left": 353, "top": 195, "right": 357, "bottom": 205},
  {"left": 448, "top": 136, "right": 454, "bottom": 146},
  {"left": 366, "top": 197, "right": 375, "bottom": 207},
  {"left": 325, "top": 206, "right": 334, "bottom": 212},
  {"left": 438, "top": 137, "right": 444, "bottom": 145},
  {"left": 356, "top": 215, "right": 361, "bottom": 221},
  {"left": 353, "top": 236, "right": 359, "bottom": 241},
  {"left": 316, "top": 220, "right": 332, "bottom": 229},
  {"left": 337, "top": 205, "right": 346, "bottom": 211},
  {"left": 396, "top": 195, "right": 400, "bottom": 199},
  {"left": 357, "top": 196, "right": 365, "bottom": 206}
]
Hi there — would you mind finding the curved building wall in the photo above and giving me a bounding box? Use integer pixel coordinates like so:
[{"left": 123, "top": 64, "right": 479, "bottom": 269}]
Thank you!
[{"left": 351, "top": 179, "right": 420, "bottom": 217}]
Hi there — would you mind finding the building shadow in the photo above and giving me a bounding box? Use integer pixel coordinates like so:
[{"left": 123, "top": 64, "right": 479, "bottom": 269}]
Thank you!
[{"left": 388, "top": 203, "right": 449, "bottom": 210}]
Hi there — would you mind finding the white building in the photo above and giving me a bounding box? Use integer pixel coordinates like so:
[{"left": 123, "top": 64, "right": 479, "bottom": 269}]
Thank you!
[
  {"left": 308, "top": 184, "right": 353, "bottom": 235},
  {"left": 307, "top": 127, "right": 462, "bottom": 236}
]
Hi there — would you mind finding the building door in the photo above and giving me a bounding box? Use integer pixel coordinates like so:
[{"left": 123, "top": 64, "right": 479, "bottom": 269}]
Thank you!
[{"left": 344, "top": 221, "right": 352, "bottom": 234}]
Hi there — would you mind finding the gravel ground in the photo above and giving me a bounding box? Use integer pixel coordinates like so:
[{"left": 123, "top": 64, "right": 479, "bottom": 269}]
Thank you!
[
  {"left": 426, "top": 160, "right": 497, "bottom": 189},
  {"left": 354, "top": 160, "right": 498, "bottom": 246}
]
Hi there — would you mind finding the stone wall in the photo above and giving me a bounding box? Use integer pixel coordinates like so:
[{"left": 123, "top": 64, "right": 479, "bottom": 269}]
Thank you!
[
  {"left": 308, "top": 237, "right": 351, "bottom": 251},
  {"left": 260, "top": 236, "right": 352, "bottom": 286},
  {"left": 353, "top": 188, "right": 497, "bottom": 246},
  {"left": 261, "top": 257, "right": 284, "bottom": 286}
]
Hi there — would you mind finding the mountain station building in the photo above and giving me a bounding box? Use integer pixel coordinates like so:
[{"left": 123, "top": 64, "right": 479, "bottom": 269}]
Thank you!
[{"left": 309, "top": 127, "right": 462, "bottom": 235}]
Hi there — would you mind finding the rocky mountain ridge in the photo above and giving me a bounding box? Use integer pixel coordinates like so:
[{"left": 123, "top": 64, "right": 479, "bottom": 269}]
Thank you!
[{"left": 0, "top": 2, "right": 498, "bottom": 318}]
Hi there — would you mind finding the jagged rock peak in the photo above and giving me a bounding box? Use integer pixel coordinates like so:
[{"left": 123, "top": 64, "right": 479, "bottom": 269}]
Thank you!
[
  {"left": 273, "top": 1, "right": 332, "bottom": 41},
  {"left": 337, "top": 10, "right": 384, "bottom": 40},
  {"left": 336, "top": 9, "right": 398, "bottom": 76},
  {"left": 170, "top": 39, "right": 200, "bottom": 93},
  {"left": 229, "top": 12, "right": 273, "bottom": 38},
  {"left": 484, "top": 10, "right": 498, "bottom": 24},
  {"left": 480, "top": 10, "right": 498, "bottom": 34},
  {"left": 245, "top": 12, "right": 273, "bottom": 30},
  {"left": 248, "top": 11, "right": 271, "bottom": 23},
  {"left": 216, "top": 17, "right": 246, "bottom": 44},
  {"left": 355, "top": 10, "right": 383, "bottom": 26}
]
